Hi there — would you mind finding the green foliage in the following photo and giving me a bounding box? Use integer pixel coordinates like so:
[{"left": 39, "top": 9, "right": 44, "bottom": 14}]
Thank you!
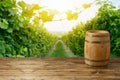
[
  {"left": 0, "top": 19, "right": 8, "bottom": 29},
  {"left": 0, "top": 0, "right": 58, "bottom": 57},
  {"left": 62, "top": 2, "right": 120, "bottom": 57},
  {"left": 18, "top": 1, "right": 40, "bottom": 18},
  {"left": 90, "top": 3, "right": 120, "bottom": 56},
  {"left": 62, "top": 23, "right": 86, "bottom": 56},
  {"left": 0, "top": 0, "right": 23, "bottom": 33},
  {"left": 82, "top": 3, "right": 91, "bottom": 9},
  {"left": 66, "top": 10, "right": 78, "bottom": 20},
  {"left": 50, "top": 41, "right": 68, "bottom": 58},
  {"left": 39, "top": 10, "right": 55, "bottom": 22}
]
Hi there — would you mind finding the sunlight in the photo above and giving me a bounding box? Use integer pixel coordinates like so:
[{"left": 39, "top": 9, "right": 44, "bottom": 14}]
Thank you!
[
  {"left": 40, "top": 0, "right": 94, "bottom": 13},
  {"left": 41, "top": 0, "right": 73, "bottom": 13},
  {"left": 78, "top": 5, "right": 100, "bottom": 23},
  {"left": 17, "top": 0, "right": 98, "bottom": 32},
  {"left": 44, "top": 20, "right": 77, "bottom": 32},
  {"left": 17, "top": 0, "right": 39, "bottom": 4}
]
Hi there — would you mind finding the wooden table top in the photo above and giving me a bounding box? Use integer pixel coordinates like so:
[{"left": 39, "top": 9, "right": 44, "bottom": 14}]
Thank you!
[{"left": 0, "top": 57, "right": 120, "bottom": 80}]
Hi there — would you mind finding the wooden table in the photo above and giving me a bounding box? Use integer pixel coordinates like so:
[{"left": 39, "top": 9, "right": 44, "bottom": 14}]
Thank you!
[{"left": 0, "top": 57, "right": 120, "bottom": 80}]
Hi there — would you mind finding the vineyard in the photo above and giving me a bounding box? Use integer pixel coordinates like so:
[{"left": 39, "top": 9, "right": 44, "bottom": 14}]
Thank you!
[
  {"left": 62, "top": 1, "right": 120, "bottom": 57},
  {"left": 0, "top": 0, "right": 57, "bottom": 57},
  {"left": 0, "top": 0, "right": 120, "bottom": 57}
]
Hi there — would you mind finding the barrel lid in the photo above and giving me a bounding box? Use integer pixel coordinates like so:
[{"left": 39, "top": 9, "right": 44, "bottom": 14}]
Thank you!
[{"left": 86, "top": 30, "right": 109, "bottom": 37}]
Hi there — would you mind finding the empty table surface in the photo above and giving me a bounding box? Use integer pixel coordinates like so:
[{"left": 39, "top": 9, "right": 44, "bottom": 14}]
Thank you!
[{"left": 0, "top": 57, "right": 120, "bottom": 80}]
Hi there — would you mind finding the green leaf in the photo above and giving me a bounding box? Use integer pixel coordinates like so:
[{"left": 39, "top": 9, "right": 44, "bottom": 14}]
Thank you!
[
  {"left": 6, "top": 54, "right": 13, "bottom": 57},
  {"left": 0, "top": 19, "right": 8, "bottom": 29},
  {"left": 66, "top": 10, "right": 78, "bottom": 20},
  {"left": 7, "top": 28, "right": 13, "bottom": 33},
  {"left": 8, "top": 9, "right": 15, "bottom": 16},
  {"left": 16, "top": 55, "right": 24, "bottom": 58},
  {"left": 18, "top": 1, "right": 26, "bottom": 9},
  {"left": 83, "top": 3, "right": 91, "bottom": 9},
  {"left": 0, "top": 41, "right": 5, "bottom": 54}
]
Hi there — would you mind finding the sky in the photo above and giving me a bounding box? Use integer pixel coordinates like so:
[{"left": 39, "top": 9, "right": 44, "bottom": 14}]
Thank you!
[{"left": 17, "top": 0, "right": 120, "bottom": 32}]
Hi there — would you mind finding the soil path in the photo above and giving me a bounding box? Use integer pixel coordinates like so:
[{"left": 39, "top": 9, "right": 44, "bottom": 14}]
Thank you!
[{"left": 47, "top": 40, "right": 76, "bottom": 57}]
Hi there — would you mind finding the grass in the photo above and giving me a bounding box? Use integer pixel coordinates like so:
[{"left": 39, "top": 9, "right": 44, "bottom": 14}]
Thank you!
[{"left": 50, "top": 41, "right": 68, "bottom": 58}]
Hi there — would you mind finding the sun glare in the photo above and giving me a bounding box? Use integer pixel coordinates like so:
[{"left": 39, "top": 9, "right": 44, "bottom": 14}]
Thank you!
[
  {"left": 18, "top": 0, "right": 98, "bottom": 32},
  {"left": 40, "top": 0, "right": 95, "bottom": 13},
  {"left": 41, "top": 0, "right": 75, "bottom": 13}
]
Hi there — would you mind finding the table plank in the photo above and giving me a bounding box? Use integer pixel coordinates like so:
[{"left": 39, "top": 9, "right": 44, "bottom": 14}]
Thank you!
[{"left": 0, "top": 57, "right": 120, "bottom": 80}]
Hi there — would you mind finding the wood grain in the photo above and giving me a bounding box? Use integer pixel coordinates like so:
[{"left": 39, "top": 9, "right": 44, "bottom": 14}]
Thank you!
[
  {"left": 0, "top": 57, "right": 120, "bottom": 80},
  {"left": 85, "top": 30, "right": 110, "bottom": 66}
]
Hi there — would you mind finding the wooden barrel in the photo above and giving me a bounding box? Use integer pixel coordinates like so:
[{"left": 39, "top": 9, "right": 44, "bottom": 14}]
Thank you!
[{"left": 84, "top": 30, "right": 110, "bottom": 66}]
